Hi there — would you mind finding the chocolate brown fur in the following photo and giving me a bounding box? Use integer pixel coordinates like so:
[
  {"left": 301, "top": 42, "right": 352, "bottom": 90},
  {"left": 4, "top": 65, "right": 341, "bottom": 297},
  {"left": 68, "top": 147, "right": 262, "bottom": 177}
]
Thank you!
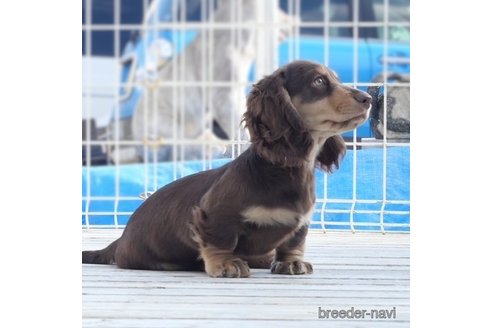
[{"left": 82, "top": 60, "right": 371, "bottom": 277}]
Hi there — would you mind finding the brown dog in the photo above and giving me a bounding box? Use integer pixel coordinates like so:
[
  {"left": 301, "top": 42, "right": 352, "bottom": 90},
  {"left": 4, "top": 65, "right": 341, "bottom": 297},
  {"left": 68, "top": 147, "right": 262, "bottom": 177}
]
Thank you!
[{"left": 82, "top": 60, "right": 371, "bottom": 277}]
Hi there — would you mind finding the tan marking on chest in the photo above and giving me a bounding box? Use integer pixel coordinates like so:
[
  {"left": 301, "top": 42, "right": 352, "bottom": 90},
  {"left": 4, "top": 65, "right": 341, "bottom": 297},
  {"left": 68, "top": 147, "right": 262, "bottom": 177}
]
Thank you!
[
  {"left": 241, "top": 206, "right": 300, "bottom": 227},
  {"left": 298, "top": 206, "right": 314, "bottom": 227}
]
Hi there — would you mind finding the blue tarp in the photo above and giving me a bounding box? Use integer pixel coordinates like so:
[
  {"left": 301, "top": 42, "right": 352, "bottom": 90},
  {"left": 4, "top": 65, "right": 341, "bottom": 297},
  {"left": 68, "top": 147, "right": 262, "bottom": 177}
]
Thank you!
[{"left": 82, "top": 147, "right": 409, "bottom": 232}]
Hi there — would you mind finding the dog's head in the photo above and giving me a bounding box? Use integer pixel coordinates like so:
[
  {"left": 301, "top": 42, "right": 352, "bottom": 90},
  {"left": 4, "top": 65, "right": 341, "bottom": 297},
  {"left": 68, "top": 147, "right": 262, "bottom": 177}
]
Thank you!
[{"left": 243, "top": 60, "right": 371, "bottom": 171}]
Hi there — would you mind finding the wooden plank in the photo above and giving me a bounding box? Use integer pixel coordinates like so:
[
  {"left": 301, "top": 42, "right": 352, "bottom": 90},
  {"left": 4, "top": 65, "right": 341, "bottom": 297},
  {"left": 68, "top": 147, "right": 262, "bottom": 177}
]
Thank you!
[
  {"left": 82, "top": 276, "right": 409, "bottom": 289},
  {"left": 83, "top": 267, "right": 408, "bottom": 280},
  {"left": 82, "top": 229, "right": 410, "bottom": 327},
  {"left": 83, "top": 287, "right": 408, "bottom": 299},
  {"left": 83, "top": 287, "right": 409, "bottom": 297},
  {"left": 82, "top": 304, "right": 410, "bottom": 321},
  {"left": 83, "top": 318, "right": 410, "bottom": 328},
  {"left": 82, "top": 269, "right": 409, "bottom": 286},
  {"left": 83, "top": 295, "right": 409, "bottom": 307}
]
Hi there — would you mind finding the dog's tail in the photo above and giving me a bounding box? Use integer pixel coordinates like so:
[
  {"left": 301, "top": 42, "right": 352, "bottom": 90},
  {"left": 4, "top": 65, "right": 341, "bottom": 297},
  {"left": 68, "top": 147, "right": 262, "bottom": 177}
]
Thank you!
[{"left": 82, "top": 239, "right": 119, "bottom": 264}]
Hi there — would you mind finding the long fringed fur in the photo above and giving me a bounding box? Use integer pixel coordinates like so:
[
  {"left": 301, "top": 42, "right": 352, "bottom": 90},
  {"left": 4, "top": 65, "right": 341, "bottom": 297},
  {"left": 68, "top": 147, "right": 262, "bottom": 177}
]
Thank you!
[
  {"left": 316, "top": 135, "right": 346, "bottom": 173},
  {"left": 243, "top": 72, "right": 314, "bottom": 167}
]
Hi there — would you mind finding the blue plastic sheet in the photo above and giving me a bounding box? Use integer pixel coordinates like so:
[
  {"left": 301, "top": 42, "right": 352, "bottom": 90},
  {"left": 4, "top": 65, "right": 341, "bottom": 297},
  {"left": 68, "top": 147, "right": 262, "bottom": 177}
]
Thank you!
[{"left": 82, "top": 147, "right": 409, "bottom": 231}]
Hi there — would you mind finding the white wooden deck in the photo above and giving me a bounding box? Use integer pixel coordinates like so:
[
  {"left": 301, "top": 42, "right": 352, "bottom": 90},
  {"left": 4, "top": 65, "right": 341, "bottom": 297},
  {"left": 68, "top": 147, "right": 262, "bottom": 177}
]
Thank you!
[{"left": 82, "top": 229, "right": 409, "bottom": 327}]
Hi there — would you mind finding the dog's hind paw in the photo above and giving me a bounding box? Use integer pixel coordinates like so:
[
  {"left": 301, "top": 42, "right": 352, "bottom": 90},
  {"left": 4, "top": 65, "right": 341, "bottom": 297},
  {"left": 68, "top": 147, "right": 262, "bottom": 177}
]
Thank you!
[
  {"left": 271, "top": 260, "right": 313, "bottom": 275},
  {"left": 206, "top": 258, "right": 251, "bottom": 278}
]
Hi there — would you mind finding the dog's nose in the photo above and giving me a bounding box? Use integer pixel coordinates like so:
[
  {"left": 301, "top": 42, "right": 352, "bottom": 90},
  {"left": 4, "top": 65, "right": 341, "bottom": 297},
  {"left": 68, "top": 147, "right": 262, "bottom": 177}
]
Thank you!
[{"left": 354, "top": 91, "right": 372, "bottom": 104}]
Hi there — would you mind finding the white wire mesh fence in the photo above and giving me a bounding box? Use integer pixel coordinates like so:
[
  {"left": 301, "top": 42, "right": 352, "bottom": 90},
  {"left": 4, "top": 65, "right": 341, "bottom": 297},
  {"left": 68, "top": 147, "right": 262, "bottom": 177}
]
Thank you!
[{"left": 82, "top": 0, "right": 410, "bottom": 232}]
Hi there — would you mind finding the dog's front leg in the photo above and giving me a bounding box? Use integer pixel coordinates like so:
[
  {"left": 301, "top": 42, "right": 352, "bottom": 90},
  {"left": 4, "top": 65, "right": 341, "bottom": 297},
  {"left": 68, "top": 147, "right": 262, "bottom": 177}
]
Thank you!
[
  {"left": 271, "top": 225, "right": 313, "bottom": 275},
  {"left": 191, "top": 207, "right": 250, "bottom": 278},
  {"left": 200, "top": 245, "right": 251, "bottom": 278}
]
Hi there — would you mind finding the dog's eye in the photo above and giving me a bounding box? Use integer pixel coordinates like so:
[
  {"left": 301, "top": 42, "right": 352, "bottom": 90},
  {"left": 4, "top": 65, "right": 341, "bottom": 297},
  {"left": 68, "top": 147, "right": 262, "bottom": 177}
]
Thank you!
[{"left": 313, "top": 77, "right": 326, "bottom": 87}]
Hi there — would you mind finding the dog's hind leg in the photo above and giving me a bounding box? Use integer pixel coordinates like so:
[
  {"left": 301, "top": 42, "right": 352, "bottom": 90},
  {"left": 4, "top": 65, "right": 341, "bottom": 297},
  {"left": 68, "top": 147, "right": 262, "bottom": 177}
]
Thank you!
[{"left": 241, "top": 251, "right": 275, "bottom": 269}]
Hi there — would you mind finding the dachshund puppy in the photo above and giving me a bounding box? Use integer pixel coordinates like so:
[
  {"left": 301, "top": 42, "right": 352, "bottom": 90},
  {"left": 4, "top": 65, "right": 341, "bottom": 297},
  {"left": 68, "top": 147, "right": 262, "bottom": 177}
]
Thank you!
[{"left": 83, "top": 60, "right": 371, "bottom": 278}]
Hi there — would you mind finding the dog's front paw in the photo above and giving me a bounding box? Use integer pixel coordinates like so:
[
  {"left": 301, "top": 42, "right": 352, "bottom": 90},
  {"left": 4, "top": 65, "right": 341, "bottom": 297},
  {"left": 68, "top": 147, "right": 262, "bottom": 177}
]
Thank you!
[
  {"left": 205, "top": 258, "right": 251, "bottom": 278},
  {"left": 271, "top": 260, "right": 313, "bottom": 275}
]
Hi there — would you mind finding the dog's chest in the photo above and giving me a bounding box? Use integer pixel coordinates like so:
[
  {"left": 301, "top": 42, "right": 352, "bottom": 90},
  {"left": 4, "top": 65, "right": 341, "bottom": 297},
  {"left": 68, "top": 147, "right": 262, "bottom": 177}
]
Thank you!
[
  {"left": 239, "top": 168, "right": 316, "bottom": 227},
  {"left": 235, "top": 206, "right": 314, "bottom": 256},
  {"left": 240, "top": 205, "right": 313, "bottom": 228}
]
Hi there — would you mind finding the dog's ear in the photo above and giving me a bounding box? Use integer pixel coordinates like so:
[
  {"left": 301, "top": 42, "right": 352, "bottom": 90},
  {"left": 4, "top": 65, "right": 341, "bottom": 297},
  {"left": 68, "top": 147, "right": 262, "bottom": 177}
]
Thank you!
[
  {"left": 243, "top": 70, "right": 313, "bottom": 166},
  {"left": 316, "top": 135, "right": 346, "bottom": 173}
]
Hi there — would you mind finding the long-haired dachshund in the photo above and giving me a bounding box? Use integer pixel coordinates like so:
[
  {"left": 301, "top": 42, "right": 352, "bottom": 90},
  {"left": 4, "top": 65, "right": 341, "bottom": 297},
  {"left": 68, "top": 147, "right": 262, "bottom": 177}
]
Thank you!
[{"left": 83, "top": 60, "right": 371, "bottom": 277}]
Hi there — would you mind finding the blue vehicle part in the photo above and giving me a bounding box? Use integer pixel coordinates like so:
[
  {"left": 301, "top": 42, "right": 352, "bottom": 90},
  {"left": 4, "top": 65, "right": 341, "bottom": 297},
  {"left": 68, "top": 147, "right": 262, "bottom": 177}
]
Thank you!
[{"left": 116, "top": 0, "right": 199, "bottom": 119}]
